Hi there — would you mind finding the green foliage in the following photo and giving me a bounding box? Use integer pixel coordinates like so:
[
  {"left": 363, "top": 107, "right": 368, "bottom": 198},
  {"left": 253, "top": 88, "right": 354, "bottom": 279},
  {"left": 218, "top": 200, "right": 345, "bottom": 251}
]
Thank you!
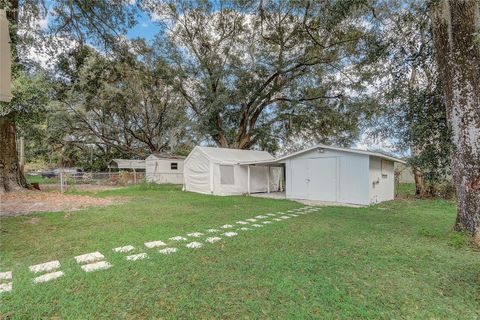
[
  {"left": 39, "top": 45, "right": 193, "bottom": 169},
  {"left": 0, "top": 70, "right": 50, "bottom": 121},
  {"left": 370, "top": 1, "right": 452, "bottom": 192},
  {"left": 25, "top": 174, "right": 57, "bottom": 185},
  {"left": 153, "top": 0, "right": 383, "bottom": 150}
]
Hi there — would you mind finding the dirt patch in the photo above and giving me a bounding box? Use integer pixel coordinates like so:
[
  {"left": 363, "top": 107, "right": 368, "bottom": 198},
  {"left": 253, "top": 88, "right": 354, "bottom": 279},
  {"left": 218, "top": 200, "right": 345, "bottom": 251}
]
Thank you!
[{"left": 0, "top": 190, "right": 126, "bottom": 217}]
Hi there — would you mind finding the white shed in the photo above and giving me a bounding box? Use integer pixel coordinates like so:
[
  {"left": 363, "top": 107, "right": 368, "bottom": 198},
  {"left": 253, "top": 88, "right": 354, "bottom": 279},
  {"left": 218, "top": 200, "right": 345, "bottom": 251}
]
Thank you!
[
  {"left": 275, "top": 145, "right": 405, "bottom": 205},
  {"left": 183, "top": 146, "right": 282, "bottom": 195},
  {"left": 145, "top": 153, "right": 185, "bottom": 184}
]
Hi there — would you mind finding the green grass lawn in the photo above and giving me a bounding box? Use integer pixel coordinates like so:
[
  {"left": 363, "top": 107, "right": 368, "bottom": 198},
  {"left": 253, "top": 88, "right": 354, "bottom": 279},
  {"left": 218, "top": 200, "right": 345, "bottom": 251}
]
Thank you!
[
  {"left": 0, "top": 184, "right": 478, "bottom": 319},
  {"left": 25, "top": 174, "right": 59, "bottom": 185}
]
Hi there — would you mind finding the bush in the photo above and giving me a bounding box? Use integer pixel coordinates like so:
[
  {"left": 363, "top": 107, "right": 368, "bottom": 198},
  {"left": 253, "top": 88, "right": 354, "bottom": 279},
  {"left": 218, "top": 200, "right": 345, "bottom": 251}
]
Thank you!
[{"left": 423, "top": 181, "right": 455, "bottom": 200}]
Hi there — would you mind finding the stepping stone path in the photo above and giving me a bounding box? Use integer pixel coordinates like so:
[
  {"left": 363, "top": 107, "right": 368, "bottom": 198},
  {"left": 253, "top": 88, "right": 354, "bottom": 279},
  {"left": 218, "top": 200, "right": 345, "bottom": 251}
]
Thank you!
[
  {"left": 187, "top": 232, "right": 204, "bottom": 238},
  {"left": 29, "top": 260, "right": 64, "bottom": 284},
  {"left": 29, "top": 260, "right": 61, "bottom": 273},
  {"left": 206, "top": 237, "right": 222, "bottom": 243},
  {"left": 170, "top": 236, "right": 187, "bottom": 241},
  {"left": 3, "top": 206, "right": 320, "bottom": 294},
  {"left": 223, "top": 232, "right": 238, "bottom": 237},
  {"left": 33, "top": 271, "right": 64, "bottom": 284},
  {"left": 75, "top": 252, "right": 105, "bottom": 264},
  {"left": 144, "top": 240, "right": 166, "bottom": 248},
  {"left": 81, "top": 261, "right": 112, "bottom": 272},
  {"left": 0, "top": 271, "right": 12, "bottom": 293},
  {"left": 75, "top": 252, "right": 112, "bottom": 272},
  {"left": 112, "top": 245, "right": 146, "bottom": 262},
  {"left": 186, "top": 242, "right": 203, "bottom": 249},
  {"left": 113, "top": 245, "right": 135, "bottom": 253},
  {"left": 159, "top": 248, "right": 177, "bottom": 255},
  {"left": 126, "top": 253, "right": 148, "bottom": 261}
]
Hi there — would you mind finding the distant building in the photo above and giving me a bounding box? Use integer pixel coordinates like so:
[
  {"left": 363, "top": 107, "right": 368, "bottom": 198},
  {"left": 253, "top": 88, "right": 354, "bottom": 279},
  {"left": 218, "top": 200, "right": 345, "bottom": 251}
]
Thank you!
[
  {"left": 145, "top": 153, "right": 185, "bottom": 185},
  {"left": 395, "top": 163, "right": 415, "bottom": 184}
]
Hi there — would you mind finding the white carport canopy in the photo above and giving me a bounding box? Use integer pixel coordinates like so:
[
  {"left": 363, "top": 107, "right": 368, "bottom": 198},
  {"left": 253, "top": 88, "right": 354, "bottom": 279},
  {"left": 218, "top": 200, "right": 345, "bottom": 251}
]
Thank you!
[
  {"left": 184, "top": 146, "right": 277, "bottom": 195},
  {"left": 0, "top": 9, "right": 12, "bottom": 102},
  {"left": 196, "top": 147, "right": 275, "bottom": 164},
  {"left": 239, "top": 159, "right": 285, "bottom": 194}
]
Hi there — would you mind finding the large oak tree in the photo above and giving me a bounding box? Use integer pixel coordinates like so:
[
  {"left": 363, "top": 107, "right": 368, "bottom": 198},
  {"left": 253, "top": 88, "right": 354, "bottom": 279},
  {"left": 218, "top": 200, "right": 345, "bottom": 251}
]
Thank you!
[
  {"left": 0, "top": 0, "right": 138, "bottom": 193},
  {"left": 148, "top": 0, "right": 380, "bottom": 150},
  {"left": 429, "top": 0, "right": 480, "bottom": 237}
]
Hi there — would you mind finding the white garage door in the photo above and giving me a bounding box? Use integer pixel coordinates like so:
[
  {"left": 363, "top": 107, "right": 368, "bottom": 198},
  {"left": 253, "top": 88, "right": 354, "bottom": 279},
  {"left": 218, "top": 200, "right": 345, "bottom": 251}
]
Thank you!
[
  {"left": 290, "top": 159, "right": 309, "bottom": 199},
  {"left": 290, "top": 157, "right": 338, "bottom": 201},
  {"left": 307, "top": 157, "right": 337, "bottom": 202}
]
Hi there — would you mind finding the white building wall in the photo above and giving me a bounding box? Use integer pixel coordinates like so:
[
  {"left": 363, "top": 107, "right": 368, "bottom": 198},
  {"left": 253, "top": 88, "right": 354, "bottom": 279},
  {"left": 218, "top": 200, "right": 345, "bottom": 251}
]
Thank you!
[
  {"left": 338, "top": 154, "right": 370, "bottom": 205},
  {"left": 212, "top": 163, "right": 243, "bottom": 195},
  {"left": 146, "top": 156, "right": 184, "bottom": 184},
  {"left": 283, "top": 149, "right": 370, "bottom": 205},
  {"left": 369, "top": 156, "right": 395, "bottom": 204},
  {"left": 183, "top": 151, "right": 211, "bottom": 194}
]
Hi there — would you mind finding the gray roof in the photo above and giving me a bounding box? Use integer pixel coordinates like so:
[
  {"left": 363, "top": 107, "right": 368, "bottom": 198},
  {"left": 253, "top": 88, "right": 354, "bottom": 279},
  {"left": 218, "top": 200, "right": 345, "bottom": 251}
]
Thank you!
[
  {"left": 148, "top": 153, "right": 186, "bottom": 160},
  {"left": 241, "top": 144, "right": 406, "bottom": 165},
  {"left": 108, "top": 159, "right": 146, "bottom": 169},
  {"left": 186, "top": 146, "right": 274, "bottom": 165}
]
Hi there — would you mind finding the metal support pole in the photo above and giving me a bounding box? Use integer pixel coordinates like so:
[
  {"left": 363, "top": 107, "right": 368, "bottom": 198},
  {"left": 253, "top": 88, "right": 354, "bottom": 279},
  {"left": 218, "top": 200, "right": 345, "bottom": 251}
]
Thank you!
[
  {"left": 247, "top": 165, "right": 251, "bottom": 195},
  {"left": 60, "top": 171, "right": 64, "bottom": 193},
  {"left": 267, "top": 166, "right": 270, "bottom": 193}
]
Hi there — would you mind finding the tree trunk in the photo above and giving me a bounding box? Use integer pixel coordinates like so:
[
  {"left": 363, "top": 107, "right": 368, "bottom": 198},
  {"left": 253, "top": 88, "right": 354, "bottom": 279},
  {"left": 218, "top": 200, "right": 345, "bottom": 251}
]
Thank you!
[
  {"left": 413, "top": 166, "right": 424, "bottom": 196},
  {"left": 430, "top": 0, "right": 480, "bottom": 236},
  {"left": 0, "top": 1, "right": 28, "bottom": 193},
  {"left": 0, "top": 116, "right": 28, "bottom": 193}
]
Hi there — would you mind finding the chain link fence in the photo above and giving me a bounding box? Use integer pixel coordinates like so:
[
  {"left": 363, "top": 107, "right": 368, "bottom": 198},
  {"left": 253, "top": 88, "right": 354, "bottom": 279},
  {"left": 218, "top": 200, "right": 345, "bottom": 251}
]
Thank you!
[{"left": 28, "top": 171, "right": 183, "bottom": 192}]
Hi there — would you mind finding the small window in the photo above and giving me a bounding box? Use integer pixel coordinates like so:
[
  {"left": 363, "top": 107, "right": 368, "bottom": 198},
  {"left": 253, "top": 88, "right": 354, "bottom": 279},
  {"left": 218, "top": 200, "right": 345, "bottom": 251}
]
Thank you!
[
  {"left": 171, "top": 162, "right": 178, "bottom": 170},
  {"left": 381, "top": 160, "right": 389, "bottom": 178},
  {"left": 220, "top": 165, "right": 235, "bottom": 185}
]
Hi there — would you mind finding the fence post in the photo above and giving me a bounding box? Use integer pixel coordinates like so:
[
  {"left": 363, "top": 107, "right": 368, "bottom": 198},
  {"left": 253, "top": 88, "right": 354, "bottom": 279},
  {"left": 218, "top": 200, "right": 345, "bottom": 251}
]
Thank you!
[{"left": 60, "top": 171, "right": 64, "bottom": 193}]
